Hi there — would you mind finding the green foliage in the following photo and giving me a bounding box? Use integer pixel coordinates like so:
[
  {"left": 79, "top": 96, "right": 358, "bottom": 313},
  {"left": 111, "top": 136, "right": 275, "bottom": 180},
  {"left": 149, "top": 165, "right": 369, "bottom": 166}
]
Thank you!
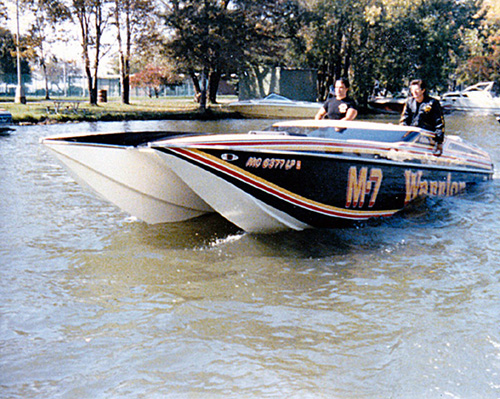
[
  {"left": 2, "top": 0, "right": 498, "bottom": 104},
  {"left": 0, "top": 27, "right": 31, "bottom": 83},
  {"left": 161, "top": 0, "right": 302, "bottom": 103},
  {"left": 292, "top": 0, "right": 484, "bottom": 102}
]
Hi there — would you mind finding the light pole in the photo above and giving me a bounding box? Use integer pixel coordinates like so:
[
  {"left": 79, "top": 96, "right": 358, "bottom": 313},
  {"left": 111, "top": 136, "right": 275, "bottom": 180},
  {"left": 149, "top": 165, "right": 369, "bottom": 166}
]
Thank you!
[{"left": 14, "top": 0, "right": 26, "bottom": 104}]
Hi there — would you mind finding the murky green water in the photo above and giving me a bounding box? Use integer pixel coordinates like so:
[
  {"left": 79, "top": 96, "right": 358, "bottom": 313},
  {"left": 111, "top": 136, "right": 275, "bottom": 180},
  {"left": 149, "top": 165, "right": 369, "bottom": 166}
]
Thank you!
[{"left": 1, "top": 115, "right": 500, "bottom": 398}]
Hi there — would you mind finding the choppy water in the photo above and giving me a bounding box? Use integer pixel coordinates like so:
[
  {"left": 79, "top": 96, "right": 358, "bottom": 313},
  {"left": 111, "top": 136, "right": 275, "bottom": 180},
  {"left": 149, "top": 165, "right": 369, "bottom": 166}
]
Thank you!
[{"left": 1, "top": 114, "right": 500, "bottom": 398}]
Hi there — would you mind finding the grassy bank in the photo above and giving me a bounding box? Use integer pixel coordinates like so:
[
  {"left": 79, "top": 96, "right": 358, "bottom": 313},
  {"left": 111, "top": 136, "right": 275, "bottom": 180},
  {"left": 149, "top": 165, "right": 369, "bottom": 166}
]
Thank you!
[{"left": 0, "top": 96, "right": 239, "bottom": 124}]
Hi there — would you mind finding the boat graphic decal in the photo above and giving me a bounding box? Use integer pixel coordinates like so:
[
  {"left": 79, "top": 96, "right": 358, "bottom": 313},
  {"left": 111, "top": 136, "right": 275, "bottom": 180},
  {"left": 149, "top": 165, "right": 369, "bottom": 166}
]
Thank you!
[
  {"left": 221, "top": 153, "right": 239, "bottom": 161},
  {"left": 178, "top": 138, "right": 492, "bottom": 171},
  {"left": 404, "top": 170, "right": 467, "bottom": 205},
  {"left": 345, "top": 167, "right": 383, "bottom": 209},
  {"left": 167, "top": 147, "right": 399, "bottom": 220}
]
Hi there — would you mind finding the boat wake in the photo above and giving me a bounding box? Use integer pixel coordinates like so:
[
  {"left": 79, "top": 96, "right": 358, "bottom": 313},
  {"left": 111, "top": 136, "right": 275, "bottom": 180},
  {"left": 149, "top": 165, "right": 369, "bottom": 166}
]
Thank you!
[{"left": 208, "top": 233, "right": 246, "bottom": 248}]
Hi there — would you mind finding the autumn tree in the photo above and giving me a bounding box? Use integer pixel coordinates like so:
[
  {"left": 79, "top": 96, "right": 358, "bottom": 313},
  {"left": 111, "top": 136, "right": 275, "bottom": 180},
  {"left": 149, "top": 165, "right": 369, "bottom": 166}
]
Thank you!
[
  {"left": 455, "top": 0, "right": 500, "bottom": 84},
  {"left": 130, "top": 63, "right": 182, "bottom": 97}
]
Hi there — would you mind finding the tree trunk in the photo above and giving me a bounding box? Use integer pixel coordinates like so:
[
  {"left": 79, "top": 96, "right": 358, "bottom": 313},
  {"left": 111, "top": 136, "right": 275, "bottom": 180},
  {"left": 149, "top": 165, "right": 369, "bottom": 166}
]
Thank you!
[
  {"left": 116, "top": 0, "right": 131, "bottom": 105},
  {"left": 199, "top": 69, "right": 207, "bottom": 111},
  {"left": 190, "top": 69, "right": 201, "bottom": 102},
  {"left": 42, "top": 64, "right": 50, "bottom": 100},
  {"left": 208, "top": 70, "right": 221, "bottom": 104}
]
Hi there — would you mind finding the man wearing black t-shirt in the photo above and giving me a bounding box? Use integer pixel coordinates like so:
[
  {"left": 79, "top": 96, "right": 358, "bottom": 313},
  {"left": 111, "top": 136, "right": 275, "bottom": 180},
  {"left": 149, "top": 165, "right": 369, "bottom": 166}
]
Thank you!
[{"left": 315, "top": 78, "right": 358, "bottom": 121}]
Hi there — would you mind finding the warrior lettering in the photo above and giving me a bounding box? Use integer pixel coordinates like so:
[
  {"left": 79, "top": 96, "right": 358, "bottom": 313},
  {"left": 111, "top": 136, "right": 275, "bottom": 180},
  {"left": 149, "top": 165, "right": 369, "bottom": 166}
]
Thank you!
[{"left": 404, "top": 170, "right": 466, "bottom": 204}]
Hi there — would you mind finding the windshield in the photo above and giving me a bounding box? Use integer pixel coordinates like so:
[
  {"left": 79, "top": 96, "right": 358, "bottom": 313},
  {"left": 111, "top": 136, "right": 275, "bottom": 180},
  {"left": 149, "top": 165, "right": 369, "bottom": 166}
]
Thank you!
[{"left": 268, "top": 125, "right": 419, "bottom": 143}]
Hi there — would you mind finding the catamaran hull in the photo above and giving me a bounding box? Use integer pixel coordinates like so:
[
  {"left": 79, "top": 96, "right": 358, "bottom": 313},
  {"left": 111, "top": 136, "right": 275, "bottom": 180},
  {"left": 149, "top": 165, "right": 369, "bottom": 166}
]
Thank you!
[
  {"left": 42, "top": 120, "right": 494, "bottom": 234},
  {"left": 152, "top": 145, "right": 492, "bottom": 233},
  {"left": 42, "top": 138, "right": 213, "bottom": 224}
]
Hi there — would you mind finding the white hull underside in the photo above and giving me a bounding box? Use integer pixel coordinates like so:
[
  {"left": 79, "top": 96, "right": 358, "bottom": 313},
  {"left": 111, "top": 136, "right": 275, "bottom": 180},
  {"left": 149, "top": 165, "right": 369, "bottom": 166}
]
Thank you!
[
  {"left": 43, "top": 142, "right": 213, "bottom": 224},
  {"left": 155, "top": 151, "right": 311, "bottom": 233}
]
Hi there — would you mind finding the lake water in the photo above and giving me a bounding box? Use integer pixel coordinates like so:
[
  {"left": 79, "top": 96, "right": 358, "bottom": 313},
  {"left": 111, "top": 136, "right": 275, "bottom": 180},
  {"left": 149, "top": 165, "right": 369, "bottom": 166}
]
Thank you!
[{"left": 1, "top": 114, "right": 500, "bottom": 398}]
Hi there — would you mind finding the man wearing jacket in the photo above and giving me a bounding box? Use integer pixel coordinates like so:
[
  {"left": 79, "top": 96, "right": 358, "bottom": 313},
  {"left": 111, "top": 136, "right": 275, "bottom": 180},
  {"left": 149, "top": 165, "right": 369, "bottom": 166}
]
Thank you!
[{"left": 400, "top": 79, "right": 445, "bottom": 146}]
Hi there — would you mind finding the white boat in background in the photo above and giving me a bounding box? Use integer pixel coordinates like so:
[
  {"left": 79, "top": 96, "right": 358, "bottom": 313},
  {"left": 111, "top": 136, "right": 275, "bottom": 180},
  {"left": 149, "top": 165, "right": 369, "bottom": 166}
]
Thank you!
[
  {"left": 441, "top": 81, "right": 500, "bottom": 113},
  {"left": 226, "top": 93, "right": 322, "bottom": 119}
]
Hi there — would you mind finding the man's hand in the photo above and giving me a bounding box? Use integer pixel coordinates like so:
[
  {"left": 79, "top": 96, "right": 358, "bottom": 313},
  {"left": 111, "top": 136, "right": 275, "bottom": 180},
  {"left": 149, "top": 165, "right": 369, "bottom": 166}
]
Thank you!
[{"left": 433, "top": 142, "right": 443, "bottom": 156}]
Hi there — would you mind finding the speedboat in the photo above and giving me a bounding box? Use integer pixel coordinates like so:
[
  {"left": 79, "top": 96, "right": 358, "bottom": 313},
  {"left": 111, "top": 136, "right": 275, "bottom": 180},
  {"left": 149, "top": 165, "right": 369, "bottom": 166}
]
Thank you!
[
  {"left": 226, "top": 93, "right": 322, "bottom": 119},
  {"left": 441, "top": 82, "right": 500, "bottom": 113},
  {"left": 42, "top": 120, "right": 494, "bottom": 233},
  {"left": 0, "top": 109, "right": 13, "bottom": 133}
]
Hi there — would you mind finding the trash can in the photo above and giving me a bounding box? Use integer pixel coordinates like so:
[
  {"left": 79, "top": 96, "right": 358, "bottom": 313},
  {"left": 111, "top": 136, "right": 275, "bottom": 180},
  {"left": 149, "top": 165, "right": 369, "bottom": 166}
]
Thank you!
[{"left": 98, "top": 89, "right": 107, "bottom": 103}]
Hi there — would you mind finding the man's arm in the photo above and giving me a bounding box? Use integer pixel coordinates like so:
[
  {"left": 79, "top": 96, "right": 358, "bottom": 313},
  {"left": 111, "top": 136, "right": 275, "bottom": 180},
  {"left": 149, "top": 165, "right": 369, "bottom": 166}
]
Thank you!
[
  {"left": 399, "top": 100, "right": 411, "bottom": 125},
  {"left": 315, "top": 107, "right": 327, "bottom": 120},
  {"left": 432, "top": 100, "right": 445, "bottom": 143},
  {"left": 342, "top": 108, "right": 358, "bottom": 121}
]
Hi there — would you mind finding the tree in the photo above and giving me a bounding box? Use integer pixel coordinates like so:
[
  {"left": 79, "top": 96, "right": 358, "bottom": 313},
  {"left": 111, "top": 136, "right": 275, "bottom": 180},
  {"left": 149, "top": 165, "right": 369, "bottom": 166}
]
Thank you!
[
  {"left": 293, "top": 0, "right": 483, "bottom": 104},
  {"left": 23, "top": 0, "right": 71, "bottom": 99},
  {"left": 111, "top": 0, "right": 155, "bottom": 104},
  {"left": 161, "top": 0, "right": 300, "bottom": 109},
  {"left": 456, "top": 0, "right": 500, "bottom": 84},
  {"left": 0, "top": 26, "right": 30, "bottom": 84},
  {"left": 130, "top": 63, "right": 182, "bottom": 97},
  {"left": 72, "top": 0, "right": 112, "bottom": 104},
  {"left": 0, "top": 0, "right": 8, "bottom": 22}
]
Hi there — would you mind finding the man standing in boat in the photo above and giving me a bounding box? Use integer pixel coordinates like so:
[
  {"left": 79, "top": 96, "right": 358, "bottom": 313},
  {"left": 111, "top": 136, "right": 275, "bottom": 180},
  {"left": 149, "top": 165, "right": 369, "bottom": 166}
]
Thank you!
[
  {"left": 400, "top": 79, "right": 445, "bottom": 150},
  {"left": 315, "top": 78, "right": 358, "bottom": 121}
]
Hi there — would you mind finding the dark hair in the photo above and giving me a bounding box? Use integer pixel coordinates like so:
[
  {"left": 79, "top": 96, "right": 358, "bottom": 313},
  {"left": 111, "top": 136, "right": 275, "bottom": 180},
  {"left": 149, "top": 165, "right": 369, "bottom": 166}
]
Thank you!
[
  {"left": 337, "top": 77, "right": 350, "bottom": 89},
  {"left": 410, "top": 79, "right": 427, "bottom": 90}
]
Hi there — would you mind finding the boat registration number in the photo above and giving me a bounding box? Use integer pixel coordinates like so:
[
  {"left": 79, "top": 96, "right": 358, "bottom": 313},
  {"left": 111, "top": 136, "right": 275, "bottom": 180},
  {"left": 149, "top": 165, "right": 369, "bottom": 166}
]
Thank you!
[{"left": 246, "top": 157, "right": 301, "bottom": 170}]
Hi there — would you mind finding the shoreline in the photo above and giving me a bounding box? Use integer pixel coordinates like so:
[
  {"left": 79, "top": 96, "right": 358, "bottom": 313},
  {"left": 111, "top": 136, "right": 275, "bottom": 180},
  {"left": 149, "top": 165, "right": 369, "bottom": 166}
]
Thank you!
[
  {"left": 1, "top": 97, "right": 242, "bottom": 125},
  {"left": 15, "top": 109, "right": 243, "bottom": 126}
]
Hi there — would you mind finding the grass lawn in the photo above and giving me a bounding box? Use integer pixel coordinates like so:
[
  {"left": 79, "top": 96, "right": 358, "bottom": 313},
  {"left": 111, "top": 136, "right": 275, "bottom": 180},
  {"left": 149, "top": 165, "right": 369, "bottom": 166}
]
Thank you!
[{"left": 0, "top": 95, "right": 238, "bottom": 124}]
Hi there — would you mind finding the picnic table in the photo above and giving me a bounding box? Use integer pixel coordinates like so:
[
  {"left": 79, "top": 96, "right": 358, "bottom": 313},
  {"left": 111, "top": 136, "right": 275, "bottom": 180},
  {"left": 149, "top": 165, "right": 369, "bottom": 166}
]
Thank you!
[{"left": 46, "top": 100, "right": 84, "bottom": 114}]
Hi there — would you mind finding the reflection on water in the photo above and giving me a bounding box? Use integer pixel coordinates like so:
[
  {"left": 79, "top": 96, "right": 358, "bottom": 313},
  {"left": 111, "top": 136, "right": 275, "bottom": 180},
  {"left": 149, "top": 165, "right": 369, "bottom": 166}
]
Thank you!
[{"left": 1, "top": 115, "right": 500, "bottom": 398}]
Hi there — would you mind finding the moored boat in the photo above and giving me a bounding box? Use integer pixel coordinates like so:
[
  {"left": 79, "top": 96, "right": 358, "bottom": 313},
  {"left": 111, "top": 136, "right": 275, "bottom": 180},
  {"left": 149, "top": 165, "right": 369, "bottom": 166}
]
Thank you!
[
  {"left": 226, "top": 93, "right": 322, "bottom": 119},
  {"left": 0, "top": 109, "right": 13, "bottom": 133},
  {"left": 441, "top": 81, "right": 500, "bottom": 113},
  {"left": 368, "top": 96, "right": 406, "bottom": 114}
]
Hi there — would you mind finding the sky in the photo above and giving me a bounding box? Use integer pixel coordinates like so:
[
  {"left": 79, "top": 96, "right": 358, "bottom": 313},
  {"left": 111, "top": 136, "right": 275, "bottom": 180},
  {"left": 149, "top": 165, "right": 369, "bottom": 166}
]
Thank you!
[{"left": 4, "top": 0, "right": 116, "bottom": 74}]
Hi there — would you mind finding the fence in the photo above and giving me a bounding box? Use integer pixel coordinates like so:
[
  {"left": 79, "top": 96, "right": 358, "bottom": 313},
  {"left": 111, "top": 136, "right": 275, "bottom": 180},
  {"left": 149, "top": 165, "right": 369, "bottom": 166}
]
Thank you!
[{"left": 0, "top": 74, "right": 197, "bottom": 99}]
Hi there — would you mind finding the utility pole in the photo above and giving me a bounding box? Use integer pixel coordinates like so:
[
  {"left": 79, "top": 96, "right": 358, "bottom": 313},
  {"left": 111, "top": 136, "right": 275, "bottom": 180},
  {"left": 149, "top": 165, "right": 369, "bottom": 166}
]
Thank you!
[{"left": 14, "top": 0, "right": 26, "bottom": 104}]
